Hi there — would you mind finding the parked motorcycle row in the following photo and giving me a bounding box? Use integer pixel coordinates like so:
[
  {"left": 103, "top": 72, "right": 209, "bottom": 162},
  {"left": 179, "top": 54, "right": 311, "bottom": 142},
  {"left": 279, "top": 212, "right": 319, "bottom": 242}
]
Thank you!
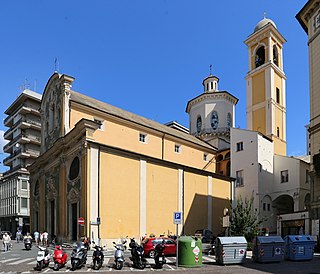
[{"left": 33, "top": 238, "right": 167, "bottom": 271}]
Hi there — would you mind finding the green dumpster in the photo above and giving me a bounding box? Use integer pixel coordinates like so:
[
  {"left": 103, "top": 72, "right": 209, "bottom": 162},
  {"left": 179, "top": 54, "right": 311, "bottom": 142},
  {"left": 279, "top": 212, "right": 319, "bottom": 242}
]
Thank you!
[{"left": 178, "top": 236, "right": 202, "bottom": 267}]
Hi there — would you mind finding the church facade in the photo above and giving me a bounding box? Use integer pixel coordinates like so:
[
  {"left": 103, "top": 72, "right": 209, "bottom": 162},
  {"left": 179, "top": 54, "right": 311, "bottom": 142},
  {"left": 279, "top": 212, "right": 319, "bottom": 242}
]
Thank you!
[{"left": 29, "top": 73, "right": 233, "bottom": 245}]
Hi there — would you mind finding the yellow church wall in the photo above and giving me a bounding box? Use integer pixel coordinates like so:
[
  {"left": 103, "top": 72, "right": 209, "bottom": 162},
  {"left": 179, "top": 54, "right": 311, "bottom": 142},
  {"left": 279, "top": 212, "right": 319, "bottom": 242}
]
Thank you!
[
  {"left": 164, "top": 139, "right": 215, "bottom": 172},
  {"left": 274, "top": 73, "right": 283, "bottom": 104},
  {"left": 99, "top": 151, "right": 140, "bottom": 239},
  {"left": 252, "top": 107, "right": 266, "bottom": 134},
  {"left": 71, "top": 105, "right": 215, "bottom": 172},
  {"left": 211, "top": 178, "right": 231, "bottom": 235},
  {"left": 252, "top": 72, "right": 266, "bottom": 105},
  {"left": 146, "top": 163, "right": 178, "bottom": 236},
  {"left": 183, "top": 172, "right": 208, "bottom": 235}
]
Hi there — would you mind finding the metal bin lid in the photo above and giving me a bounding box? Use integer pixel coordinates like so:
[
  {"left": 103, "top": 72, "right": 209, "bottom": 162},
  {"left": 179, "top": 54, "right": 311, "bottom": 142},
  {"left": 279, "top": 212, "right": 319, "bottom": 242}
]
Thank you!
[
  {"left": 217, "top": 236, "right": 247, "bottom": 245},
  {"left": 256, "top": 236, "right": 284, "bottom": 244}
]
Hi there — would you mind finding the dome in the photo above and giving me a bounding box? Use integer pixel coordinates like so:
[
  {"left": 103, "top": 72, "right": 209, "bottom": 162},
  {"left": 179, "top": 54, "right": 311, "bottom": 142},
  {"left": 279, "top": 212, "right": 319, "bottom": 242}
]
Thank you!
[{"left": 254, "top": 17, "right": 277, "bottom": 32}]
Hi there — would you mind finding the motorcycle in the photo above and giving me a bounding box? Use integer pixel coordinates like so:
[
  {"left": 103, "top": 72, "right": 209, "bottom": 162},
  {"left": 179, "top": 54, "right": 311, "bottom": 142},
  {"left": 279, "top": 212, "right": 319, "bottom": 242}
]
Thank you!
[
  {"left": 129, "top": 238, "right": 146, "bottom": 269},
  {"left": 70, "top": 242, "right": 87, "bottom": 271},
  {"left": 53, "top": 245, "right": 68, "bottom": 271},
  {"left": 35, "top": 245, "right": 52, "bottom": 270},
  {"left": 154, "top": 240, "right": 166, "bottom": 269},
  {"left": 92, "top": 244, "right": 104, "bottom": 270},
  {"left": 113, "top": 239, "right": 127, "bottom": 270},
  {"left": 24, "top": 237, "right": 32, "bottom": 250}
]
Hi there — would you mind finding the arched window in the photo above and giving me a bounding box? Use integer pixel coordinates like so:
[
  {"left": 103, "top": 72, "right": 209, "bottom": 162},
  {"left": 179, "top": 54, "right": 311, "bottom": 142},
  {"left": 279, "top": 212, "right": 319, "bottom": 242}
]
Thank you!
[
  {"left": 225, "top": 152, "right": 230, "bottom": 159},
  {"left": 226, "top": 161, "right": 230, "bottom": 176},
  {"left": 34, "top": 180, "right": 39, "bottom": 197},
  {"left": 217, "top": 154, "right": 223, "bottom": 162},
  {"left": 211, "top": 111, "right": 219, "bottom": 130},
  {"left": 196, "top": 116, "right": 202, "bottom": 133},
  {"left": 227, "top": 113, "right": 232, "bottom": 128},
  {"left": 273, "top": 45, "right": 279, "bottom": 66},
  {"left": 69, "top": 157, "right": 80, "bottom": 180},
  {"left": 255, "top": 46, "right": 265, "bottom": 68}
]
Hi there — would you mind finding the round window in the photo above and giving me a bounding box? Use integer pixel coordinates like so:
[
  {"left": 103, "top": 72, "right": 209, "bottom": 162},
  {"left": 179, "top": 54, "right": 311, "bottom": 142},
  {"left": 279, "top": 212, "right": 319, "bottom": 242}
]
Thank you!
[{"left": 69, "top": 157, "right": 80, "bottom": 180}]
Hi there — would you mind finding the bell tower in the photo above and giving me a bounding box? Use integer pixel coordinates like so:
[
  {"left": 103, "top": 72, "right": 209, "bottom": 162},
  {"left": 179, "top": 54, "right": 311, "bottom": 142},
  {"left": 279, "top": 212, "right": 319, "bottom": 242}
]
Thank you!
[{"left": 244, "top": 16, "right": 287, "bottom": 155}]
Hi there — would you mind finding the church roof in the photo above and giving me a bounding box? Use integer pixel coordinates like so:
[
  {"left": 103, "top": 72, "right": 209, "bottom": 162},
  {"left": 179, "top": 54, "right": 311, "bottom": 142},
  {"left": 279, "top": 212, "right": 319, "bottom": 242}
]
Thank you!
[
  {"left": 254, "top": 17, "right": 277, "bottom": 32},
  {"left": 69, "top": 90, "right": 216, "bottom": 151}
]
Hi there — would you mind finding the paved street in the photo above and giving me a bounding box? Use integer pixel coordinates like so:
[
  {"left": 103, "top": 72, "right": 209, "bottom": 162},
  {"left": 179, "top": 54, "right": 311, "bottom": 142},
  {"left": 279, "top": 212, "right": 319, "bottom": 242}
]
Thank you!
[{"left": 1, "top": 241, "right": 320, "bottom": 273}]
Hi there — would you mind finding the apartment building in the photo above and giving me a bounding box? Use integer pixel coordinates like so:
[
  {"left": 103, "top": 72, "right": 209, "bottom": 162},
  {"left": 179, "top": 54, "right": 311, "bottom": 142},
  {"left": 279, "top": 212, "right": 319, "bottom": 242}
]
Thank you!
[{"left": 1, "top": 89, "right": 42, "bottom": 234}]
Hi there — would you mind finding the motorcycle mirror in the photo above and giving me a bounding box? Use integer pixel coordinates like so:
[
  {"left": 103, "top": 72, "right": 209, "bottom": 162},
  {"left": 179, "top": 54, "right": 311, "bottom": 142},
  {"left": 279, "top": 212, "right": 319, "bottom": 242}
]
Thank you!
[{"left": 113, "top": 242, "right": 116, "bottom": 244}]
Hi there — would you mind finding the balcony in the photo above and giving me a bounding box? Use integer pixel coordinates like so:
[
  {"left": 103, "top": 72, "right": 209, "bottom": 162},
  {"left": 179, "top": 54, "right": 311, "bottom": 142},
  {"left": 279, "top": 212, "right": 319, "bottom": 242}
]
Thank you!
[
  {"left": 4, "top": 115, "right": 13, "bottom": 127},
  {"left": 19, "top": 118, "right": 41, "bottom": 131}
]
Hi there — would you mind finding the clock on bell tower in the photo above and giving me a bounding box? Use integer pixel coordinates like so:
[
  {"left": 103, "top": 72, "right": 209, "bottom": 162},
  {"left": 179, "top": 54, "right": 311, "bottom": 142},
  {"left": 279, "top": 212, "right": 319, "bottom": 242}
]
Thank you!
[{"left": 244, "top": 16, "right": 287, "bottom": 156}]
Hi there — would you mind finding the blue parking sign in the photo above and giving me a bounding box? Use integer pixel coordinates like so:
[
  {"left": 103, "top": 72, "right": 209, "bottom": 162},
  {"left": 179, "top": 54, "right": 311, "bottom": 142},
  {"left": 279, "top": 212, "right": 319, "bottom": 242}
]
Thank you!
[{"left": 174, "top": 212, "right": 182, "bottom": 224}]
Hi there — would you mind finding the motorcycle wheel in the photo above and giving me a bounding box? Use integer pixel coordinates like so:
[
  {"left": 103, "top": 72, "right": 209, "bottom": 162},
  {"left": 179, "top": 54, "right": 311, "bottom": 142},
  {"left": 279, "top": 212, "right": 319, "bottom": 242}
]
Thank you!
[
  {"left": 93, "top": 260, "right": 98, "bottom": 270},
  {"left": 149, "top": 250, "right": 156, "bottom": 258},
  {"left": 71, "top": 261, "right": 77, "bottom": 271},
  {"left": 137, "top": 261, "right": 145, "bottom": 270},
  {"left": 115, "top": 261, "right": 123, "bottom": 270},
  {"left": 53, "top": 263, "right": 59, "bottom": 271},
  {"left": 38, "top": 261, "right": 43, "bottom": 270}
]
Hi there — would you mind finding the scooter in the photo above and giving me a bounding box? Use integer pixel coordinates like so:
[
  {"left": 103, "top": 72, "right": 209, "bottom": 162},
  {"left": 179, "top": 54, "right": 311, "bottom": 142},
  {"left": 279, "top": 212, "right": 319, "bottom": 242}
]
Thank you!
[
  {"left": 35, "top": 245, "right": 52, "bottom": 270},
  {"left": 154, "top": 240, "right": 166, "bottom": 269},
  {"left": 70, "top": 242, "right": 87, "bottom": 271},
  {"left": 113, "top": 239, "right": 127, "bottom": 270},
  {"left": 53, "top": 245, "right": 68, "bottom": 271},
  {"left": 129, "top": 238, "right": 146, "bottom": 269},
  {"left": 24, "top": 237, "right": 32, "bottom": 250},
  {"left": 92, "top": 244, "right": 104, "bottom": 270}
]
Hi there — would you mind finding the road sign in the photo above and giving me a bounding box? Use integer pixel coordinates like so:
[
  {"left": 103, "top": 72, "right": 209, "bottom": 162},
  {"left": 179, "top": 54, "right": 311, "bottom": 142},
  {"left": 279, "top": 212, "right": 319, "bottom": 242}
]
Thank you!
[
  {"left": 78, "top": 217, "right": 85, "bottom": 226},
  {"left": 174, "top": 212, "right": 182, "bottom": 224}
]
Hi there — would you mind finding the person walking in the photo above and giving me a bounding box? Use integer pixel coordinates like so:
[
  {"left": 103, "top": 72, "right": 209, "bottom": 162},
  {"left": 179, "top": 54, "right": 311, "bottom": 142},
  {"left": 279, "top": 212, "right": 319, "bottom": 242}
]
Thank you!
[
  {"left": 3, "top": 232, "right": 11, "bottom": 252},
  {"left": 42, "top": 231, "right": 48, "bottom": 246},
  {"left": 16, "top": 230, "right": 21, "bottom": 243},
  {"left": 40, "top": 231, "right": 43, "bottom": 245},
  {"left": 34, "top": 230, "right": 39, "bottom": 245}
]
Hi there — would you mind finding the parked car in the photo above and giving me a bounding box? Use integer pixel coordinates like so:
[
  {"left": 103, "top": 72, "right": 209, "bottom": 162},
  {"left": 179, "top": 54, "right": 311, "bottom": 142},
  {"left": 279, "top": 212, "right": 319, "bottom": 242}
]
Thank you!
[
  {"left": 142, "top": 237, "right": 176, "bottom": 258},
  {"left": 194, "top": 229, "right": 216, "bottom": 244},
  {"left": 0, "top": 231, "right": 12, "bottom": 240}
]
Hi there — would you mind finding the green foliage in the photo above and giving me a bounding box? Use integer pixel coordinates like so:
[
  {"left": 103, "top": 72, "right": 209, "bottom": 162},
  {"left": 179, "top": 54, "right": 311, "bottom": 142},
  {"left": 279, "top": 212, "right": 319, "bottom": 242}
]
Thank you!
[{"left": 229, "top": 195, "right": 263, "bottom": 242}]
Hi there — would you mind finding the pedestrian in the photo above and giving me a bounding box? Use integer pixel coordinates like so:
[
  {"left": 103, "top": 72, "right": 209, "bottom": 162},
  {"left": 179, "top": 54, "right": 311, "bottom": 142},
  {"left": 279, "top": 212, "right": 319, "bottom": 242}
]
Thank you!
[
  {"left": 3, "top": 232, "right": 11, "bottom": 252},
  {"left": 42, "top": 231, "right": 48, "bottom": 246},
  {"left": 34, "top": 230, "right": 39, "bottom": 245},
  {"left": 16, "top": 230, "right": 21, "bottom": 243},
  {"left": 40, "top": 231, "right": 43, "bottom": 245}
]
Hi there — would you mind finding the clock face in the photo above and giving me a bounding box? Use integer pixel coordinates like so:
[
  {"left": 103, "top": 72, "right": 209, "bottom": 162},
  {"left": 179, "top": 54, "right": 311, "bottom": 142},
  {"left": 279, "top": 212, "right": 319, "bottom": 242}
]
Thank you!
[
  {"left": 211, "top": 111, "right": 219, "bottom": 130},
  {"left": 196, "top": 116, "right": 202, "bottom": 133},
  {"left": 227, "top": 113, "right": 232, "bottom": 128}
]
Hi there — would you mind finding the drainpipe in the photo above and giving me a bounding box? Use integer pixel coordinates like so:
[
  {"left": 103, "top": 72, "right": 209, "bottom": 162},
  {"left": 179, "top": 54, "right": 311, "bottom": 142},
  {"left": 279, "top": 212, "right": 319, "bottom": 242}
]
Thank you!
[{"left": 98, "top": 145, "right": 101, "bottom": 245}]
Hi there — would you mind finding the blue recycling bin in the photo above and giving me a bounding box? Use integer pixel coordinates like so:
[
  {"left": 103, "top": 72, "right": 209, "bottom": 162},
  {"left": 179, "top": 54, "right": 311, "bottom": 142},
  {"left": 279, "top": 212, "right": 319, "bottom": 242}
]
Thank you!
[
  {"left": 252, "top": 236, "right": 284, "bottom": 263},
  {"left": 284, "top": 235, "right": 315, "bottom": 261}
]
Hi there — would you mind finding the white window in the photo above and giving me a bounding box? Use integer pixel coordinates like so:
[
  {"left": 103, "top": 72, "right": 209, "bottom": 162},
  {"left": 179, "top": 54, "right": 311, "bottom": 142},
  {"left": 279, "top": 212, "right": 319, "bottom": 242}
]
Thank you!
[
  {"left": 281, "top": 170, "right": 289, "bottom": 183},
  {"left": 174, "top": 144, "right": 181, "bottom": 153},
  {"left": 21, "top": 181, "right": 28, "bottom": 190},
  {"left": 236, "top": 142, "right": 243, "bottom": 151},
  {"left": 203, "top": 153, "right": 208, "bottom": 161},
  {"left": 236, "top": 170, "right": 244, "bottom": 187},
  {"left": 139, "top": 133, "right": 148, "bottom": 143},
  {"left": 21, "top": 198, "right": 28, "bottom": 208}
]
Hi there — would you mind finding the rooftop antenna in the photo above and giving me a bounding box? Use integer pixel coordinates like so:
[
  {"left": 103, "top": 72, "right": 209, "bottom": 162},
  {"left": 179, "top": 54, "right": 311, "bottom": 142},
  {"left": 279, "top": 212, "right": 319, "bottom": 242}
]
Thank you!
[
  {"left": 54, "top": 57, "right": 60, "bottom": 72},
  {"left": 34, "top": 80, "right": 37, "bottom": 92},
  {"left": 209, "top": 64, "right": 212, "bottom": 75},
  {"left": 19, "top": 78, "right": 30, "bottom": 92}
]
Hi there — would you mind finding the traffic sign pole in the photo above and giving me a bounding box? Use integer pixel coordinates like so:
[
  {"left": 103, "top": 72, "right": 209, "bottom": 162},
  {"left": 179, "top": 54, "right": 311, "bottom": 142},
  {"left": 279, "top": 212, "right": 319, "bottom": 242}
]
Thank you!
[{"left": 173, "top": 212, "right": 182, "bottom": 268}]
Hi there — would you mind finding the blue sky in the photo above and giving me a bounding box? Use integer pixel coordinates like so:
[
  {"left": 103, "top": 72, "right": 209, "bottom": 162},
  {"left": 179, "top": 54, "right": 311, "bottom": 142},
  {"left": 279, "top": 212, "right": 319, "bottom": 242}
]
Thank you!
[{"left": 0, "top": 0, "right": 309, "bottom": 172}]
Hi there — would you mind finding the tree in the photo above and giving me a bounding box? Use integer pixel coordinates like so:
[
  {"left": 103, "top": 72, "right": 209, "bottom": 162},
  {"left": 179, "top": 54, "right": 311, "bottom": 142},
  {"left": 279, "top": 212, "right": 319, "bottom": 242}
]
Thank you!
[{"left": 229, "top": 195, "right": 263, "bottom": 241}]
